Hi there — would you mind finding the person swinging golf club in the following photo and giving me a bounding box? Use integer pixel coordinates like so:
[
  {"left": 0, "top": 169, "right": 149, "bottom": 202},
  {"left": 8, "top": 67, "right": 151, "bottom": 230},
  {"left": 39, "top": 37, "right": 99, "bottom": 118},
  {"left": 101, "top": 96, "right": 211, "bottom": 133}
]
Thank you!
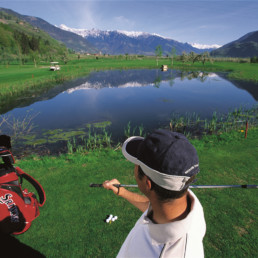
[{"left": 103, "top": 129, "right": 206, "bottom": 258}]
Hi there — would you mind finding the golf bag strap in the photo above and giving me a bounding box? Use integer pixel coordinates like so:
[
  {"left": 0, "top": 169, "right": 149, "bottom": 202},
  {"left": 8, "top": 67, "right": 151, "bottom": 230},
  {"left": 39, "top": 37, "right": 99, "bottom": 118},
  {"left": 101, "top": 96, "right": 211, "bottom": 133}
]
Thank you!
[
  {"left": 0, "top": 172, "right": 18, "bottom": 184},
  {"left": 15, "top": 167, "right": 46, "bottom": 207}
]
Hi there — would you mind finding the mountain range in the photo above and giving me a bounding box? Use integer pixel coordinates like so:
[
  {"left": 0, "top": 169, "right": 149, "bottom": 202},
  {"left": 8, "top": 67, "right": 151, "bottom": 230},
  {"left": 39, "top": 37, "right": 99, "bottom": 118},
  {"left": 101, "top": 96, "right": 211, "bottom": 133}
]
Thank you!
[
  {"left": 210, "top": 31, "right": 258, "bottom": 58},
  {"left": 0, "top": 8, "right": 217, "bottom": 55},
  {"left": 58, "top": 24, "right": 218, "bottom": 55},
  {"left": 0, "top": 8, "right": 97, "bottom": 53},
  {"left": 1, "top": 7, "right": 257, "bottom": 57}
]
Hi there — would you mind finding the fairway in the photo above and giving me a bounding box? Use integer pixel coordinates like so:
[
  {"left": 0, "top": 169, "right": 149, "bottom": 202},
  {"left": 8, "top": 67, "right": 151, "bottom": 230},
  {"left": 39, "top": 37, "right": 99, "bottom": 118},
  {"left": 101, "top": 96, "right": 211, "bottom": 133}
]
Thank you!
[
  {"left": 14, "top": 128, "right": 258, "bottom": 257},
  {"left": 1, "top": 58, "right": 258, "bottom": 96}
]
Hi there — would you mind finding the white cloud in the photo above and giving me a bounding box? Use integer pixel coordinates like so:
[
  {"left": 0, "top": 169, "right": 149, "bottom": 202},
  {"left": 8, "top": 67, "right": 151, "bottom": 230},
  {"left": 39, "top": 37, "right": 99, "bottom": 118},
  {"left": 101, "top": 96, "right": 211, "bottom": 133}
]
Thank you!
[
  {"left": 113, "top": 16, "right": 135, "bottom": 29},
  {"left": 74, "top": 2, "right": 99, "bottom": 29}
]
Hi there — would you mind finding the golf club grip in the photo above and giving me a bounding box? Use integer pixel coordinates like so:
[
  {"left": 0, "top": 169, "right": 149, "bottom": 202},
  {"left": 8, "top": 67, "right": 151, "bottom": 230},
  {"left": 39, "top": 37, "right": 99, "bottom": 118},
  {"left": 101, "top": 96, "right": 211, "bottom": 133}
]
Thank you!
[
  {"left": 243, "top": 185, "right": 258, "bottom": 188},
  {"left": 89, "top": 183, "right": 120, "bottom": 188},
  {"left": 90, "top": 184, "right": 103, "bottom": 187}
]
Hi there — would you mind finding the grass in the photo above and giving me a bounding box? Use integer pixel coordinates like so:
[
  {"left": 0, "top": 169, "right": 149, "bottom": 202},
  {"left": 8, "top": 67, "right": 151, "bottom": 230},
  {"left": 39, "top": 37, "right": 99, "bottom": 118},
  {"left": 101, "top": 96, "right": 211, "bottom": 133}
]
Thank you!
[
  {"left": 14, "top": 127, "right": 258, "bottom": 257},
  {"left": 1, "top": 56, "right": 258, "bottom": 108},
  {"left": 1, "top": 55, "right": 258, "bottom": 256},
  {"left": 169, "top": 105, "right": 258, "bottom": 138}
]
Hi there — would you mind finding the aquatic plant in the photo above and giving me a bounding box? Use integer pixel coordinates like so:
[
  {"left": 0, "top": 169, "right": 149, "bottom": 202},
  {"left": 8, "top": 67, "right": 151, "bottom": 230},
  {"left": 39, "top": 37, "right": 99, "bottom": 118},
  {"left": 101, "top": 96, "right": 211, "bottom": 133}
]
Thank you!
[
  {"left": 138, "top": 124, "right": 144, "bottom": 136},
  {"left": 0, "top": 110, "right": 39, "bottom": 142},
  {"left": 124, "top": 122, "right": 146, "bottom": 138},
  {"left": 124, "top": 121, "right": 131, "bottom": 138},
  {"left": 169, "top": 105, "right": 257, "bottom": 138}
]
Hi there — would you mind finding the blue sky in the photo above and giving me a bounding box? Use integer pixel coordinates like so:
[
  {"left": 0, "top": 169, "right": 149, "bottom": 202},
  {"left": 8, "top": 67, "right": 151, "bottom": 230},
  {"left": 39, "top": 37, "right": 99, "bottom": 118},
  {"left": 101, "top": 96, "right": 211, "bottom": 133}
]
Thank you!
[{"left": 0, "top": 0, "right": 257, "bottom": 47}]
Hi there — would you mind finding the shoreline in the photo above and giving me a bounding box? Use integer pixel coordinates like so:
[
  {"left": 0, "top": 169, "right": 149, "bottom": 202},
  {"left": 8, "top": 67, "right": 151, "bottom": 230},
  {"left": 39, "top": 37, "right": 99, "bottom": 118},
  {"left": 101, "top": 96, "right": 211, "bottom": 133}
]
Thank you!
[{"left": 1, "top": 58, "right": 257, "bottom": 101}]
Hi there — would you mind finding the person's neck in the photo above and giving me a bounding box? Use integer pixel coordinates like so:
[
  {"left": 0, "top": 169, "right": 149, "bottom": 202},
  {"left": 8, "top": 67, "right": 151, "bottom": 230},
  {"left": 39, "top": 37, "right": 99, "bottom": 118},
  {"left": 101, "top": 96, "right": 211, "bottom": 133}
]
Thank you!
[{"left": 150, "top": 194, "right": 191, "bottom": 224}]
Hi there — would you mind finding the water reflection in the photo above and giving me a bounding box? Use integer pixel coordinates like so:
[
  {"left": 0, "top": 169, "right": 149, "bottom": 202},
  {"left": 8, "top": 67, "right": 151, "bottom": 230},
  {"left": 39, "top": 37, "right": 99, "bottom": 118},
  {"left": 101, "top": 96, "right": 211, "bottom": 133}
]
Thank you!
[
  {"left": 1, "top": 69, "right": 257, "bottom": 115},
  {"left": 1, "top": 69, "right": 257, "bottom": 154},
  {"left": 65, "top": 70, "right": 217, "bottom": 92}
]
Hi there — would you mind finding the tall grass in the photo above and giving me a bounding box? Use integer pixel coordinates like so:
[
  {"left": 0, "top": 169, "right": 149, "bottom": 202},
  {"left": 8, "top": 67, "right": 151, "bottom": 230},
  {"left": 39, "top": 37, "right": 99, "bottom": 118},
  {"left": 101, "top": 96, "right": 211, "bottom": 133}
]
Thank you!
[
  {"left": 169, "top": 105, "right": 257, "bottom": 138},
  {"left": 1, "top": 106, "right": 256, "bottom": 156},
  {"left": 66, "top": 128, "right": 113, "bottom": 153}
]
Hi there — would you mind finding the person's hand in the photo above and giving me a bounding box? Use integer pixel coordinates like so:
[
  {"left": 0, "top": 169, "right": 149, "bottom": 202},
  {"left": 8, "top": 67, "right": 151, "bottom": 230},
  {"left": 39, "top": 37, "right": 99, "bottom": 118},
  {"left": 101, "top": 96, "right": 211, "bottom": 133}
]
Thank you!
[{"left": 102, "top": 179, "right": 122, "bottom": 195}]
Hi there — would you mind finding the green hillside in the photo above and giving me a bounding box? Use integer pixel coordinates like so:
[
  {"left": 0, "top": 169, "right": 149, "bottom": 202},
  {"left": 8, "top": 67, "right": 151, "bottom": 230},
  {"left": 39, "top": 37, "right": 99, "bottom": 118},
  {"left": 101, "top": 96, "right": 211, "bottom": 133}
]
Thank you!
[
  {"left": 1, "top": 7, "right": 97, "bottom": 54},
  {"left": 0, "top": 9, "right": 69, "bottom": 64},
  {"left": 210, "top": 31, "right": 258, "bottom": 58}
]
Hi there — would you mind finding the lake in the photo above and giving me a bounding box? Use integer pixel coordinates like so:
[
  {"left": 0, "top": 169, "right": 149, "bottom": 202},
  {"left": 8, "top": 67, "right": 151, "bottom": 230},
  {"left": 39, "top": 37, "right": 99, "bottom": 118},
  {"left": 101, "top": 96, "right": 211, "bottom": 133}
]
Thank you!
[{"left": 1, "top": 69, "right": 257, "bottom": 154}]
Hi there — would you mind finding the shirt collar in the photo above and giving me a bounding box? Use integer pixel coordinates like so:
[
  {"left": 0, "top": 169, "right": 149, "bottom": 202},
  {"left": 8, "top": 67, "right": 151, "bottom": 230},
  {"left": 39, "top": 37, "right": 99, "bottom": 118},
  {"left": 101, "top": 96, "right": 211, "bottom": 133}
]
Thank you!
[{"left": 142, "top": 191, "right": 196, "bottom": 244}]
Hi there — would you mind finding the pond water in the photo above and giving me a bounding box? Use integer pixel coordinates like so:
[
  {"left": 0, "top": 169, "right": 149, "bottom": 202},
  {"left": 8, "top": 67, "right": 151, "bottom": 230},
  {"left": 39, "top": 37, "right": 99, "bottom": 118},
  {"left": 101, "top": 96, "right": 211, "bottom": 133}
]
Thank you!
[{"left": 1, "top": 69, "right": 257, "bottom": 154}]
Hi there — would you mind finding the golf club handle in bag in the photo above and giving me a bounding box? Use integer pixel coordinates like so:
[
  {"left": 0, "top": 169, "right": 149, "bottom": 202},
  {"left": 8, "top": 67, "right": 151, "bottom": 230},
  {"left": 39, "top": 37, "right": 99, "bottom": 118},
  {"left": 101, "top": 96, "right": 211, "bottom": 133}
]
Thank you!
[{"left": 15, "top": 167, "right": 46, "bottom": 206}]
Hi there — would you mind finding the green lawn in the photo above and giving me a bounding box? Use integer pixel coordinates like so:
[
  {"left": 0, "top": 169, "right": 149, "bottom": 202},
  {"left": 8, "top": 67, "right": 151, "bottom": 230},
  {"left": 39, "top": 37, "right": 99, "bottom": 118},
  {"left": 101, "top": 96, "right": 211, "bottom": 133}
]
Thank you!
[
  {"left": 1, "top": 57, "right": 258, "bottom": 114},
  {"left": 1, "top": 57, "right": 258, "bottom": 97},
  {"left": 15, "top": 128, "right": 258, "bottom": 257}
]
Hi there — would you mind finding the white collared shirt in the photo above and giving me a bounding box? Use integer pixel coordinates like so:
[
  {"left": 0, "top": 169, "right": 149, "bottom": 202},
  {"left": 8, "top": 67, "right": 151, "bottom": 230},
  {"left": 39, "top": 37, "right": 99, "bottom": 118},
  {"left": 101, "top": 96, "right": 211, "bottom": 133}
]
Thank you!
[{"left": 117, "top": 190, "right": 206, "bottom": 258}]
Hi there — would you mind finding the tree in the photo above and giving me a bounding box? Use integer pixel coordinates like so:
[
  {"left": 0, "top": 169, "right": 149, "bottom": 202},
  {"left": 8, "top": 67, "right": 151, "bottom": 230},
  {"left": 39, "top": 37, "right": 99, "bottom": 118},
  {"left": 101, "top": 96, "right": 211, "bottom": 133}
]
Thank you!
[
  {"left": 180, "top": 51, "right": 188, "bottom": 64},
  {"left": 250, "top": 56, "right": 258, "bottom": 63},
  {"left": 30, "top": 52, "right": 39, "bottom": 67},
  {"left": 29, "top": 36, "right": 40, "bottom": 51},
  {"left": 188, "top": 51, "right": 200, "bottom": 64},
  {"left": 20, "top": 32, "right": 30, "bottom": 54},
  {"left": 155, "top": 45, "right": 163, "bottom": 66},
  {"left": 200, "top": 52, "right": 210, "bottom": 66},
  {"left": 169, "top": 47, "right": 177, "bottom": 67}
]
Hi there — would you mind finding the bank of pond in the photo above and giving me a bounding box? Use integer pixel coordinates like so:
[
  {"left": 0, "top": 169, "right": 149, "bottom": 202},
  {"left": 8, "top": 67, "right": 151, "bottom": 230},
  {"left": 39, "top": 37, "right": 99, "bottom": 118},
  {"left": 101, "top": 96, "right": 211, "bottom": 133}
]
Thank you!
[{"left": 0, "top": 68, "right": 257, "bottom": 156}]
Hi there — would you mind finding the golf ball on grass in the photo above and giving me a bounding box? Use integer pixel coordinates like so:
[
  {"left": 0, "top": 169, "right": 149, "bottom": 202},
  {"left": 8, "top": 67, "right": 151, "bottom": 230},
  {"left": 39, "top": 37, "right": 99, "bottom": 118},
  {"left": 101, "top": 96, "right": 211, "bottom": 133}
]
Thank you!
[
  {"left": 105, "top": 214, "right": 118, "bottom": 223},
  {"left": 112, "top": 216, "right": 118, "bottom": 222}
]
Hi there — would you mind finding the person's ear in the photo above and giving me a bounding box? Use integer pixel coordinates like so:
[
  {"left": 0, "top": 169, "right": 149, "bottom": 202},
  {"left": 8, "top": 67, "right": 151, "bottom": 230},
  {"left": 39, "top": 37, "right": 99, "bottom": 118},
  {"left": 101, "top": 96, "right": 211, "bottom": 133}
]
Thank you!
[{"left": 145, "top": 176, "right": 152, "bottom": 190}]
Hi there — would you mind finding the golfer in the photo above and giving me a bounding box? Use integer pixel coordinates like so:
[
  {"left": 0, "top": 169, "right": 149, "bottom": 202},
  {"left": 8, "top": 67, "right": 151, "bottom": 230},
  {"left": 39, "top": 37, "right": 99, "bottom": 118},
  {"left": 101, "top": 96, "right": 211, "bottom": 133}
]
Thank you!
[{"left": 103, "top": 129, "right": 206, "bottom": 257}]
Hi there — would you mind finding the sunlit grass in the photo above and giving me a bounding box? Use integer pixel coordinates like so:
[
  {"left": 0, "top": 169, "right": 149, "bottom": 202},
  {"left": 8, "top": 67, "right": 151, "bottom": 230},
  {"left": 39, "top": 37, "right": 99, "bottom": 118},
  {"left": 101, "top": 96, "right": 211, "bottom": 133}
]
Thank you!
[
  {"left": 14, "top": 127, "right": 258, "bottom": 257},
  {"left": 1, "top": 57, "right": 258, "bottom": 101}
]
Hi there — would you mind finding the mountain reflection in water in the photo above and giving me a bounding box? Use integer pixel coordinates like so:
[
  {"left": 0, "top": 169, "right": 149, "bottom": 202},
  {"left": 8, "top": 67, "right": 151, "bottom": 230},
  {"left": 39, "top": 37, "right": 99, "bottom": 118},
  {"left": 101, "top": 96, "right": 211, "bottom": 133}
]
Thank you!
[{"left": 1, "top": 69, "right": 257, "bottom": 154}]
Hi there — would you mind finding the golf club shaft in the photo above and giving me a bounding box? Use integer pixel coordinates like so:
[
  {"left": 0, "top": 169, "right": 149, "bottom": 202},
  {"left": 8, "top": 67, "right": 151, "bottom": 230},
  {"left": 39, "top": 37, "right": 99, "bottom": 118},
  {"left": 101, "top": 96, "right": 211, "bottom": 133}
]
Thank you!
[{"left": 89, "top": 183, "right": 258, "bottom": 189}]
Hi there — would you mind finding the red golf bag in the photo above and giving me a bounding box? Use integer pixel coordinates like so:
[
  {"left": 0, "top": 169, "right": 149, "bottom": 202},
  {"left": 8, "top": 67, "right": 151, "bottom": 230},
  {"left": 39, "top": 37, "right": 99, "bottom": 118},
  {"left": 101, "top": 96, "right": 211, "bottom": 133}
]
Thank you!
[{"left": 0, "top": 135, "right": 46, "bottom": 235}]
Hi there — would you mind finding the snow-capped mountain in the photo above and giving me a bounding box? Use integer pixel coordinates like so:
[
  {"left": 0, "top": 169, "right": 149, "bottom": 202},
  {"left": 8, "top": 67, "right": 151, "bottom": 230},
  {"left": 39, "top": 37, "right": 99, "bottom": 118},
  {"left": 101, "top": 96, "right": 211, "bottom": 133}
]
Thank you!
[
  {"left": 59, "top": 24, "right": 154, "bottom": 38},
  {"left": 58, "top": 24, "right": 218, "bottom": 55},
  {"left": 190, "top": 43, "right": 222, "bottom": 49}
]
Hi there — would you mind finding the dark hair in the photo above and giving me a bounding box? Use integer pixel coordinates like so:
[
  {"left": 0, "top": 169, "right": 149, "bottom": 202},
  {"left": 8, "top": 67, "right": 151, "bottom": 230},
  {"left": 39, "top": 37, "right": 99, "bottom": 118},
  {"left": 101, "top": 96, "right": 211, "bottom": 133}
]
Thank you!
[{"left": 138, "top": 166, "right": 195, "bottom": 202}]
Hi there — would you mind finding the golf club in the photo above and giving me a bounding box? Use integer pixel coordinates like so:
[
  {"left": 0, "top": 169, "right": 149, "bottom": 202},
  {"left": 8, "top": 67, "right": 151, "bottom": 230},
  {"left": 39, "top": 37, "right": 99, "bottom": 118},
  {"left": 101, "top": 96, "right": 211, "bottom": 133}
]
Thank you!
[{"left": 90, "top": 183, "right": 258, "bottom": 189}]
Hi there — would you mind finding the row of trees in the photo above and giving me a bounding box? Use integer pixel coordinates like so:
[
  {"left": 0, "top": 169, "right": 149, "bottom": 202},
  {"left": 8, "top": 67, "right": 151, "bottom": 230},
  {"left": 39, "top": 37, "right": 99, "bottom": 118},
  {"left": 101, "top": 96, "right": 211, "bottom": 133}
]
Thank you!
[
  {"left": 155, "top": 45, "right": 212, "bottom": 66},
  {"left": 14, "top": 31, "right": 41, "bottom": 54},
  {"left": 250, "top": 56, "right": 258, "bottom": 63},
  {"left": 155, "top": 45, "right": 177, "bottom": 66},
  {"left": 180, "top": 51, "right": 212, "bottom": 65}
]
